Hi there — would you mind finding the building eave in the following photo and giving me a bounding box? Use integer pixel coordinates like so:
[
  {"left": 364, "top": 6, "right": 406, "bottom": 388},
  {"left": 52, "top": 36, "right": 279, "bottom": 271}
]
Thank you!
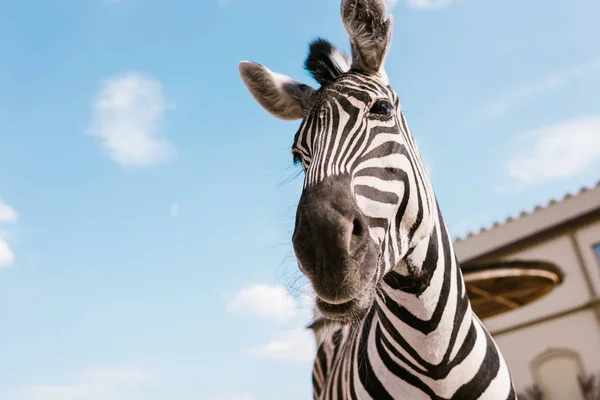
[{"left": 454, "top": 181, "right": 600, "bottom": 264}]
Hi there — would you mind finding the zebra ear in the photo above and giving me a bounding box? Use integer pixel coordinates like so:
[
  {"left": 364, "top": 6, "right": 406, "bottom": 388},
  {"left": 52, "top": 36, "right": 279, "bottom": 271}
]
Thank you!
[
  {"left": 341, "top": 0, "right": 393, "bottom": 76},
  {"left": 238, "top": 61, "right": 316, "bottom": 121}
]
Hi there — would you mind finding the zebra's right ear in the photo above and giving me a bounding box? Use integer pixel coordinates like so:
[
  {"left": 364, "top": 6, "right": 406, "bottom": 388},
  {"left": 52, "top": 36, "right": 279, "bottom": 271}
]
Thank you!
[
  {"left": 341, "top": 0, "right": 393, "bottom": 77},
  {"left": 238, "top": 61, "right": 316, "bottom": 121}
]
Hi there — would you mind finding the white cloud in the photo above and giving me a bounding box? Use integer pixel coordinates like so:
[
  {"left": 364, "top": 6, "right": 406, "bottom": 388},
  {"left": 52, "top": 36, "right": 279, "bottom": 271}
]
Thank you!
[
  {"left": 226, "top": 283, "right": 318, "bottom": 363},
  {"left": 0, "top": 200, "right": 17, "bottom": 267},
  {"left": 0, "top": 200, "right": 18, "bottom": 223},
  {"left": 21, "top": 367, "right": 153, "bottom": 400},
  {"left": 226, "top": 284, "right": 301, "bottom": 321},
  {"left": 0, "top": 237, "right": 15, "bottom": 267},
  {"left": 226, "top": 282, "right": 316, "bottom": 322},
  {"left": 248, "top": 328, "right": 316, "bottom": 363},
  {"left": 170, "top": 203, "right": 180, "bottom": 217},
  {"left": 387, "top": 0, "right": 461, "bottom": 10},
  {"left": 482, "top": 60, "right": 600, "bottom": 119},
  {"left": 502, "top": 116, "right": 600, "bottom": 187},
  {"left": 89, "top": 72, "right": 175, "bottom": 167}
]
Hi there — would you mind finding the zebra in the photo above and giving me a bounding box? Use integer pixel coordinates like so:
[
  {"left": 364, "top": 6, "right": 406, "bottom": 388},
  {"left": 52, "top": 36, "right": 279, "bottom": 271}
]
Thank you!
[{"left": 238, "top": 0, "right": 517, "bottom": 398}]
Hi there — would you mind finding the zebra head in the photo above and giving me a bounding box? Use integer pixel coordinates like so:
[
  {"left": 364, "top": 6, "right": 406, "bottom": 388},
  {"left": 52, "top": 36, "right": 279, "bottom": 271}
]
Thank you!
[{"left": 239, "top": 0, "right": 436, "bottom": 322}]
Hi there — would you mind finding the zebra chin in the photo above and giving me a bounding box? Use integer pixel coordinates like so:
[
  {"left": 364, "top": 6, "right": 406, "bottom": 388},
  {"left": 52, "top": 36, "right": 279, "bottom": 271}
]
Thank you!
[
  {"left": 297, "top": 248, "right": 381, "bottom": 323},
  {"left": 306, "top": 248, "right": 381, "bottom": 322},
  {"left": 314, "top": 283, "right": 377, "bottom": 323}
]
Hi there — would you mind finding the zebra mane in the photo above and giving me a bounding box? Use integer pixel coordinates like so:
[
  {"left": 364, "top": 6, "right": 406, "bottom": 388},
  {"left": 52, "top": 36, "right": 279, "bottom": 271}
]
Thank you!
[{"left": 305, "top": 39, "right": 352, "bottom": 86}]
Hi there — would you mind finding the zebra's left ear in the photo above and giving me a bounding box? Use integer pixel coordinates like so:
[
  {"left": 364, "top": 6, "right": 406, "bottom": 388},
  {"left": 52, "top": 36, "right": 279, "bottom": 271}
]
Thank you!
[
  {"left": 341, "top": 0, "right": 393, "bottom": 77},
  {"left": 239, "top": 61, "right": 316, "bottom": 121}
]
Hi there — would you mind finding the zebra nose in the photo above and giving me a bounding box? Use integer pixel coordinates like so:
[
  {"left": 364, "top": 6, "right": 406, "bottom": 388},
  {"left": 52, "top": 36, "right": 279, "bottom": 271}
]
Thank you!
[
  {"left": 293, "top": 203, "right": 366, "bottom": 262},
  {"left": 291, "top": 176, "right": 371, "bottom": 301}
]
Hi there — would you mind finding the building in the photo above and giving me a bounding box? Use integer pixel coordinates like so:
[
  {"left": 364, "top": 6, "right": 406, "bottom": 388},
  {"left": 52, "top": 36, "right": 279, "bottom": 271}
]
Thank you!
[{"left": 455, "top": 181, "right": 600, "bottom": 399}]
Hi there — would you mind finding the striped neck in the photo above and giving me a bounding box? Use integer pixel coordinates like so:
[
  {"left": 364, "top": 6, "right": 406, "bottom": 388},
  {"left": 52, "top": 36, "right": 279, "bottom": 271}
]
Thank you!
[
  {"left": 376, "top": 212, "right": 474, "bottom": 367},
  {"left": 360, "top": 212, "right": 516, "bottom": 398}
]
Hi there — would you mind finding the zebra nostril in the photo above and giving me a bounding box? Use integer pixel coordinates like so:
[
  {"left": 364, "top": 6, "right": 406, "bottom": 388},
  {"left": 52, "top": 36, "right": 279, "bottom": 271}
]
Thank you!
[
  {"left": 352, "top": 219, "right": 363, "bottom": 237},
  {"left": 348, "top": 218, "right": 367, "bottom": 255}
]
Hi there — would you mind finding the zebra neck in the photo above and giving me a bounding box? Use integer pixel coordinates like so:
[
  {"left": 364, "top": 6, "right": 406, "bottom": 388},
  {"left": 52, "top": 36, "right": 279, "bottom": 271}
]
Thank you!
[{"left": 376, "top": 215, "right": 474, "bottom": 365}]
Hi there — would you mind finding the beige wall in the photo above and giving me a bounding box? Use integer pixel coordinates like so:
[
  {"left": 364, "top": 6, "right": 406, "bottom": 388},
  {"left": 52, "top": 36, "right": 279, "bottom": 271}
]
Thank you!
[{"left": 494, "top": 309, "right": 600, "bottom": 393}]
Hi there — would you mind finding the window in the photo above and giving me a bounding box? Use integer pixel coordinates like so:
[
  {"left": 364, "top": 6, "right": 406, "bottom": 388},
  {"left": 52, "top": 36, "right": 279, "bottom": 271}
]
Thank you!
[
  {"left": 531, "top": 348, "right": 586, "bottom": 400},
  {"left": 594, "top": 243, "right": 600, "bottom": 265}
]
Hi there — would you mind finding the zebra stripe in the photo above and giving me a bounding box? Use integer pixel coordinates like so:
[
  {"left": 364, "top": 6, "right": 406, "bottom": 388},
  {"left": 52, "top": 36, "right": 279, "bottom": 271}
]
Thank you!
[{"left": 291, "top": 72, "right": 516, "bottom": 399}]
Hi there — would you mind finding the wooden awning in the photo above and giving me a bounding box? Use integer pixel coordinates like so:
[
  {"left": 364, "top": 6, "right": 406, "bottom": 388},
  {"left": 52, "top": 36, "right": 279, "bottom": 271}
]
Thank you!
[{"left": 463, "top": 260, "right": 563, "bottom": 319}]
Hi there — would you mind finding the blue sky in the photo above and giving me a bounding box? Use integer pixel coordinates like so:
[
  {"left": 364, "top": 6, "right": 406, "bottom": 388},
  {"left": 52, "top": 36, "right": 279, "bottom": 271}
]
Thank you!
[{"left": 0, "top": 0, "right": 599, "bottom": 399}]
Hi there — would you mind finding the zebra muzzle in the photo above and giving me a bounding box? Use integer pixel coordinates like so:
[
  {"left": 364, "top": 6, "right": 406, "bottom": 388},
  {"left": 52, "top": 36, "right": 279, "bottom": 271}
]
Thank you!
[{"left": 292, "top": 175, "right": 380, "bottom": 318}]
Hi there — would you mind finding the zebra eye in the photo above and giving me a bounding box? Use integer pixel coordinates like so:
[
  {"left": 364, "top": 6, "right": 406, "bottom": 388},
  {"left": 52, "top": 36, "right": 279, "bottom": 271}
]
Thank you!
[{"left": 369, "top": 100, "right": 394, "bottom": 116}]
